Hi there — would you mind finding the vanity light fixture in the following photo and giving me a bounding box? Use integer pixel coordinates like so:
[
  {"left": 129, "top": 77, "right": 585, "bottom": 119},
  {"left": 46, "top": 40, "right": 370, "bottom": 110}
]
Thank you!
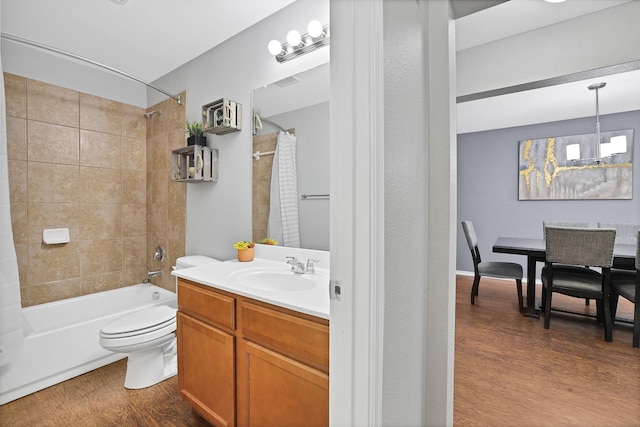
[
  {"left": 267, "top": 20, "right": 330, "bottom": 63},
  {"left": 566, "top": 82, "right": 627, "bottom": 165}
]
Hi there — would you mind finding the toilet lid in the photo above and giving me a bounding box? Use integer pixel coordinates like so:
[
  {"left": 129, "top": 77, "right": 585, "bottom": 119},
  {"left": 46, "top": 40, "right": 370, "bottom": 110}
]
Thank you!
[{"left": 100, "top": 305, "right": 177, "bottom": 338}]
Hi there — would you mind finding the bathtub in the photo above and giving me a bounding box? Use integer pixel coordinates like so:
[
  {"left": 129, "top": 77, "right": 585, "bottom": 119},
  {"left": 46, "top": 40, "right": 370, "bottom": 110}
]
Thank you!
[{"left": 0, "top": 283, "right": 176, "bottom": 405}]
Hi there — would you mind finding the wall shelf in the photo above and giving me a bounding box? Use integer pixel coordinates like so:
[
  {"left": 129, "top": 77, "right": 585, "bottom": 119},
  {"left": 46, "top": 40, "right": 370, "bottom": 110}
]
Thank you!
[
  {"left": 171, "top": 145, "right": 218, "bottom": 182},
  {"left": 202, "top": 98, "right": 242, "bottom": 135}
]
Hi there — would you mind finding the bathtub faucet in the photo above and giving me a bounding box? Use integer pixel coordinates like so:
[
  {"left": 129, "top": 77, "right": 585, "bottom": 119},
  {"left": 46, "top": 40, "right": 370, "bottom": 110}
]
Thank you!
[{"left": 144, "top": 270, "right": 163, "bottom": 283}]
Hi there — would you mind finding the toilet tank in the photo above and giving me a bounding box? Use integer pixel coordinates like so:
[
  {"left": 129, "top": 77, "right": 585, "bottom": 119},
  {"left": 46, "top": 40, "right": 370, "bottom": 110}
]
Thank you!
[{"left": 174, "top": 255, "right": 220, "bottom": 270}]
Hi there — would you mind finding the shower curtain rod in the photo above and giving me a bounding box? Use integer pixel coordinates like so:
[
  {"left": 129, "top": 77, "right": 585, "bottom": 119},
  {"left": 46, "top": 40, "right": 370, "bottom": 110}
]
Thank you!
[{"left": 1, "top": 33, "right": 182, "bottom": 105}]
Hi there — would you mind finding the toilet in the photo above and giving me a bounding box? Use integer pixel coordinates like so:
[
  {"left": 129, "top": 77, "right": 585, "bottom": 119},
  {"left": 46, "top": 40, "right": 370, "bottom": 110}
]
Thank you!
[{"left": 99, "top": 255, "right": 220, "bottom": 389}]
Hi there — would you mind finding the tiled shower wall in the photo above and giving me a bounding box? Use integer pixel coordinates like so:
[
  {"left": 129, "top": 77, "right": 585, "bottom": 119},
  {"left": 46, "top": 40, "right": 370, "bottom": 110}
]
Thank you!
[
  {"left": 145, "top": 94, "right": 186, "bottom": 290},
  {"left": 4, "top": 72, "right": 186, "bottom": 306}
]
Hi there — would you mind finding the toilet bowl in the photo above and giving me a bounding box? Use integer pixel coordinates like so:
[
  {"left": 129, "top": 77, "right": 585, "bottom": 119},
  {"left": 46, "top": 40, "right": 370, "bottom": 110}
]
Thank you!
[{"left": 99, "top": 255, "right": 220, "bottom": 389}]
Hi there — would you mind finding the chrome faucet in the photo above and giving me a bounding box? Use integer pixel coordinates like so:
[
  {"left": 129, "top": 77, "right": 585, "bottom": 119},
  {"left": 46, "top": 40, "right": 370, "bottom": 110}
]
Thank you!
[
  {"left": 286, "top": 257, "right": 319, "bottom": 274},
  {"left": 144, "top": 269, "right": 163, "bottom": 283},
  {"left": 286, "top": 257, "right": 306, "bottom": 274},
  {"left": 305, "top": 259, "right": 319, "bottom": 274}
]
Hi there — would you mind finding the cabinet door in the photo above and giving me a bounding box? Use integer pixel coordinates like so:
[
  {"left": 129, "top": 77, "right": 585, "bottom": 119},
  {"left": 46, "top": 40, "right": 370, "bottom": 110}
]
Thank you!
[
  {"left": 177, "top": 312, "right": 235, "bottom": 427},
  {"left": 236, "top": 340, "right": 328, "bottom": 427}
]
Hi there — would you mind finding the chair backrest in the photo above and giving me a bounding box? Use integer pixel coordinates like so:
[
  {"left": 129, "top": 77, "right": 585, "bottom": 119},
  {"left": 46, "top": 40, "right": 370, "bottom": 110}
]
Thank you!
[
  {"left": 461, "top": 221, "right": 481, "bottom": 266},
  {"left": 597, "top": 222, "right": 640, "bottom": 245},
  {"left": 545, "top": 226, "right": 616, "bottom": 268},
  {"left": 636, "top": 231, "right": 640, "bottom": 271},
  {"left": 543, "top": 220, "right": 591, "bottom": 241}
]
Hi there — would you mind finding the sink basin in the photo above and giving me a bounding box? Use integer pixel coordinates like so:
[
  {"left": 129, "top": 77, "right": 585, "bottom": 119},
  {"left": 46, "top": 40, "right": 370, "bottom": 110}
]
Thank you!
[{"left": 229, "top": 268, "right": 320, "bottom": 292}]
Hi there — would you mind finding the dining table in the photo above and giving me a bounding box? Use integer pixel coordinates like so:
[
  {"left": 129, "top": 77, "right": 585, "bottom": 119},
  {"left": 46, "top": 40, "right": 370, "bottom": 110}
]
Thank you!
[{"left": 492, "top": 236, "right": 637, "bottom": 318}]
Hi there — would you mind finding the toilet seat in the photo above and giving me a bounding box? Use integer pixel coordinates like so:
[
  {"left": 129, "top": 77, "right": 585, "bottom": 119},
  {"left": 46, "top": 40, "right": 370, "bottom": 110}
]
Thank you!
[{"left": 100, "top": 306, "right": 177, "bottom": 348}]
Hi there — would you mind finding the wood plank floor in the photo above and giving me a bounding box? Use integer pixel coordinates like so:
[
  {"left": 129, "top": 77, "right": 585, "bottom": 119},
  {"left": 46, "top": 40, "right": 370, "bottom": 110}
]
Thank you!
[
  {"left": 454, "top": 274, "right": 640, "bottom": 426},
  {"left": 1, "top": 275, "right": 638, "bottom": 426},
  {"left": 0, "top": 360, "right": 209, "bottom": 426}
]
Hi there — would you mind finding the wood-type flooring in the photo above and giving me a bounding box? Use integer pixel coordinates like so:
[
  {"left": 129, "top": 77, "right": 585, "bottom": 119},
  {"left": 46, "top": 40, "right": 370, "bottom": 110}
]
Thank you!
[
  {"left": 2, "top": 275, "right": 638, "bottom": 426},
  {"left": 454, "top": 274, "right": 640, "bottom": 426}
]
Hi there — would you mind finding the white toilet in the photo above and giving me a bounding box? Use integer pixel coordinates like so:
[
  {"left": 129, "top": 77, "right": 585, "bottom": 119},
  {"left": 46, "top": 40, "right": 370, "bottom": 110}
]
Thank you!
[{"left": 99, "top": 255, "right": 219, "bottom": 389}]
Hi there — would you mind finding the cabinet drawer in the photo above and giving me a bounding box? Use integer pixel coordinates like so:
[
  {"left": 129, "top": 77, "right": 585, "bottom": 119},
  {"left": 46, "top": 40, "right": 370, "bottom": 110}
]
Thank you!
[
  {"left": 239, "top": 301, "right": 329, "bottom": 372},
  {"left": 178, "top": 279, "right": 235, "bottom": 330}
]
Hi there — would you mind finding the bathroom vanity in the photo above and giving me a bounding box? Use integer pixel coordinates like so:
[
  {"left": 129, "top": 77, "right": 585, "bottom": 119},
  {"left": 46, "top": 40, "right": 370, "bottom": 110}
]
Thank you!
[{"left": 173, "top": 248, "right": 330, "bottom": 427}]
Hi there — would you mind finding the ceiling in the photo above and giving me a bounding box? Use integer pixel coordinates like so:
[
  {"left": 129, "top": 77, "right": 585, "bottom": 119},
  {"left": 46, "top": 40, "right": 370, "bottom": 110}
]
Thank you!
[{"left": 2, "top": 0, "right": 638, "bottom": 133}]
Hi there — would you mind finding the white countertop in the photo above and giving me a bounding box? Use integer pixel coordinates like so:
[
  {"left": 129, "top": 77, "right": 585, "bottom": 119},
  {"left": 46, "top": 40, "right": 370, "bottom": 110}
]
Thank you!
[{"left": 172, "top": 253, "right": 330, "bottom": 320}]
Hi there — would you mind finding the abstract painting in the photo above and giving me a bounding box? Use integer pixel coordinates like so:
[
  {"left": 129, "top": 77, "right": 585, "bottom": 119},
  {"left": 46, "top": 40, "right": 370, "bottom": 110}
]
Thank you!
[{"left": 518, "top": 129, "right": 634, "bottom": 200}]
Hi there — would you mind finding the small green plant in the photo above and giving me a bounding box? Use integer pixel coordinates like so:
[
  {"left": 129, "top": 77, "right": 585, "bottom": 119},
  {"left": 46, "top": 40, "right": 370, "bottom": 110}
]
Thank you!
[
  {"left": 233, "top": 241, "right": 254, "bottom": 250},
  {"left": 258, "top": 238, "right": 278, "bottom": 245},
  {"left": 185, "top": 120, "right": 204, "bottom": 137}
]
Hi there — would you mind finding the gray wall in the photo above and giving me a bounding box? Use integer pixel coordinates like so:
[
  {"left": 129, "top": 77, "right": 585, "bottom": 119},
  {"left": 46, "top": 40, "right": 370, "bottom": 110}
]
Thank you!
[
  {"left": 266, "top": 102, "right": 330, "bottom": 250},
  {"left": 457, "top": 110, "right": 640, "bottom": 276}
]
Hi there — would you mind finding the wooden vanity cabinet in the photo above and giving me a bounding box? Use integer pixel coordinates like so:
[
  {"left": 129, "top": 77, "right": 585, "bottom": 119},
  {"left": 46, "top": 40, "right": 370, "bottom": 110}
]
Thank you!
[
  {"left": 177, "top": 278, "right": 329, "bottom": 427},
  {"left": 177, "top": 279, "right": 236, "bottom": 427}
]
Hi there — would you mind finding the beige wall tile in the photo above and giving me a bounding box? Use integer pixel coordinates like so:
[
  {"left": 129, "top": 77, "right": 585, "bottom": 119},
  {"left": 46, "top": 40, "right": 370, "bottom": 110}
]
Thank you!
[
  {"left": 79, "top": 167, "right": 121, "bottom": 203},
  {"left": 80, "top": 203, "right": 122, "bottom": 240},
  {"left": 123, "top": 236, "right": 147, "bottom": 280},
  {"left": 122, "top": 169, "right": 146, "bottom": 204},
  {"left": 26, "top": 278, "right": 83, "bottom": 306},
  {"left": 81, "top": 271, "right": 124, "bottom": 295},
  {"left": 8, "top": 160, "right": 28, "bottom": 203},
  {"left": 28, "top": 242, "right": 80, "bottom": 285},
  {"left": 80, "top": 238, "right": 123, "bottom": 277},
  {"left": 28, "top": 202, "right": 81, "bottom": 244},
  {"left": 123, "top": 104, "right": 146, "bottom": 139},
  {"left": 167, "top": 202, "right": 185, "bottom": 242},
  {"left": 80, "top": 130, "right": 122, "bottom": 169},
  {"left": 14, "top": 244, "right": 28, "bottom": 289},
  {"left": 27, "top": 79, "right": 79, "bottom": 127},
  {"left": 4, "top": 73, "right": 27, "bottom": 118},
  {"left": 151, "top": 170, "right": 168, "bottom": 204},
  {"left": 151, "top": 133, "right": 169, "bottom": 171},
  {"left": 122, "top": 136, "right": 146, "bottom": 171},
  {"left": 28, "top": 162, "right": 80, "bottom": 203},
  {"left": 122, "top": 203, "right": 146, "bottom": 237},
  {"left": 7, "top": 117, "right": 27, "bottom": 160},
  {"left": 10, "top": 203, "right": 28, "bottom": 245},
  {"left": 80, "top": 93, "right": 122, "bottom": 134},
  {"left": 149, "top": 202, "right": 168, "bottom": 238},
  {"left": 28, "top": 121, "right": 80, "bottom": 165}
]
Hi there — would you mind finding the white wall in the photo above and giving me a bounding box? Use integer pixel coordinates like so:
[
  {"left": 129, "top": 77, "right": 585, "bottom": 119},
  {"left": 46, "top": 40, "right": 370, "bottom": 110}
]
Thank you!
[
  {"left": 149, "top": 0, "right": 329, "bottom": 260},
  {"left": 456, "top": 1, "right": 640, "bottom": 96},
  {"left": 1, "top": 39, "right": 148, "bottom": 107},
  {"left": 383, "top": 1, "right": 456, "bottom": 425}
]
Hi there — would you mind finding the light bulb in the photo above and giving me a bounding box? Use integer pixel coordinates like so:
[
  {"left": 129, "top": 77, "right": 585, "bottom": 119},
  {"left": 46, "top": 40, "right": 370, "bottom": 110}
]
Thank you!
[
  {"left": 268, "top": 40, "right": 282, "bottom": 56},
  {"left": 307, "top": 20, "right": 324, "bottom": 38},
  {"left": 287, "top": 30, "right": 302, "bottom": 47}
]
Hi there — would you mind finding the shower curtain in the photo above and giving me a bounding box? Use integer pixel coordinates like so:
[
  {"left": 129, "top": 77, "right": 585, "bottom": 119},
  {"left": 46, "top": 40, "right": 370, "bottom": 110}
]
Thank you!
[
  {"left": 268, "top": 131, "right": 300, "bottom": 247},
  {"left": 0, "top": 55, "right": 25, "bottom": 366}
]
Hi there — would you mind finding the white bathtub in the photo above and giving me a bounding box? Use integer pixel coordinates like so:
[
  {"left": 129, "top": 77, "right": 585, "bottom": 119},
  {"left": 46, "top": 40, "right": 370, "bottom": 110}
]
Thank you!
[{"left": 0, "top": 283, "right": 176, "bottom": 405}]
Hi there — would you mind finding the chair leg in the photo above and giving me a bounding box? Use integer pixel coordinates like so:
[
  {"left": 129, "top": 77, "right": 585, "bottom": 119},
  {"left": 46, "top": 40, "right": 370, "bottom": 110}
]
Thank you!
[
  {"left": 610, "top": 293, "right": 619, "bottom": 325},
  {"left": 543, "top": 286, "right": 553, "bottom": 329},
  {"left": 602, "top": 295, "right": 613, "bottom": 343},
  {"left": 633, "top": 302, "right": 639, "bottom": 348},
  {"left": 596, "top": 300, "right": 604, "bottom": 325},
  {"left": 471, "top": 275, "right": 480, "bottom": 305},
  {"left": 515, "top": 279, "right": 524, "bottom": 313},
  {"left": 585, "top": 298, "right": 590, "bottom": 306}
]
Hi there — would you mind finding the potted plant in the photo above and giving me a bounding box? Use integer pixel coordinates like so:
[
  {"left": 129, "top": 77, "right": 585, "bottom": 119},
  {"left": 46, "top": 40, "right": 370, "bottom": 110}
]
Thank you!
[
  {"left": 233, "top": 241, "right": 255, "bottom": 262},
  {"left": 185, "top": 120, "right": 206, "bottom": 146},
  {"left": 258, "top": 238, "right": 278, "bottom": 246}
]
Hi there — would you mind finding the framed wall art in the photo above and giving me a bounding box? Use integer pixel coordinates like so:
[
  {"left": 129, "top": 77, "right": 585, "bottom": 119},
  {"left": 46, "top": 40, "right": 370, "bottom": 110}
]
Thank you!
[{"left": 518, "top": 129, "right": 634, "bottom": 200}]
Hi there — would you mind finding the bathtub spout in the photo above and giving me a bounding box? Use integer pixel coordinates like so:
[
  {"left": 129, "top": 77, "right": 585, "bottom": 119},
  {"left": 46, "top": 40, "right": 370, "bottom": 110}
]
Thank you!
[{"left": 144, "top": 270, "right": 163, "bottom": 283}]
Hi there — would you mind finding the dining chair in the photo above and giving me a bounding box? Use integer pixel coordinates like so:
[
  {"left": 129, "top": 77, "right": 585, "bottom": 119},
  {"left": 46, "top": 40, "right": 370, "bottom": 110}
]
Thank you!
[
  {"left": 542, "top": 226, "right": 617, "bottom": 342},
  {"left": 597, "top": 222, "right": 640, "bottom": 245},
  {"left": 610, "top": 231, "right": 640, "bottom": 348},
  {"left": 461, "top": 221, "right": 523, "bottom": 312},
  {"left": 543, "top": 221, "right": 593, "bottom": 306}
]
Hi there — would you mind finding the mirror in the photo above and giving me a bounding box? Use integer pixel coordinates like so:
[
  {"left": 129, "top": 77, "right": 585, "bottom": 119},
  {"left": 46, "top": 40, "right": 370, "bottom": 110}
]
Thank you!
[{"left": 251, "top": 63, "right": 330, "bottom": 250}]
